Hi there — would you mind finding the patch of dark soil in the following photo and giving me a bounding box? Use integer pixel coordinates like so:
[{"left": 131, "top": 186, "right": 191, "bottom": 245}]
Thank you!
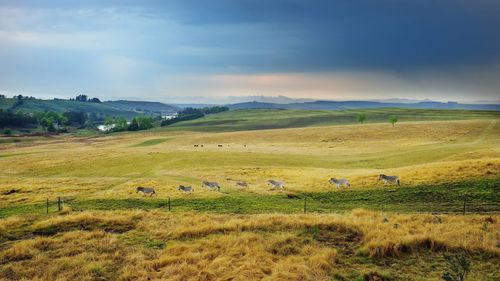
[
  {"left": 32, "top": 221, "right": 135, "bottom": 236},
  {"left": 1, "top": 189, "right": 19, "bottom": 195},
  {"left": 269, "top": 236, "right": 309, "bottom": 256},
  {"left": 363, "top": 271, "right": 394, "bottom": 281},
  {"left": 312, "top": 226, "right": 363, "bottom": 256}
]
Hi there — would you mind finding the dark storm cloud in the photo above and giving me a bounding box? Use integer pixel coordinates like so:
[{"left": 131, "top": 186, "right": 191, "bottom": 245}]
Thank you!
[
  {"left": 3, "top": 0, "right": 499, "bottom": 71},
  {"left": 0, "top": 0, "right": 499, "bottom": 101}
]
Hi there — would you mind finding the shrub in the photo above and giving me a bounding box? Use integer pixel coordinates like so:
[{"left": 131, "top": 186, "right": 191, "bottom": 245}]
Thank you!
[
  {"left": 442, "top": 252, "right": 470, "bottom": 281},
  {"left": 57, "top": 127, "right": 69, "bottom": 133},
  {"left": 389, "top": 115, "right": 398, "bottom": 127},
  {"left": 357, "top": 113, "right": 367, "bottom": 124},
  {"left": 128, "top": 118, "right": 139, "bottom": 131},
  {"left": 47, "top": 123, "right": 56, "bottom": 132}
]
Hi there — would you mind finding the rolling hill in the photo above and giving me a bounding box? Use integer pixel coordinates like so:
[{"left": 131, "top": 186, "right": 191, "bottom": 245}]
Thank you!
[
  {"left": 162, "top": 108, "right": 500, "bottom": 132},
  {"left": 103, "top": 100, "right": 180, "bottom": 113},
  {"left": 0, "top": 98, "right": 179, "bottom": 118},
  {"left": 228, "top": 100, "right": 500, "bottom": 111}
]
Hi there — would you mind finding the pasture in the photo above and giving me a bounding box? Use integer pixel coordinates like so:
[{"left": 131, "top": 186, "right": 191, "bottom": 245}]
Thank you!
[{"left": 0, "top": 109, "right": 499, "bottom": 280}]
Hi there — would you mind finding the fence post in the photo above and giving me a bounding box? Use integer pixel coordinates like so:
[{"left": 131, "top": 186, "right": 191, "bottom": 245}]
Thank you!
[
  {"left": 304, "top": 197, "right": 307, "bottom": 214},
  {"left": 168, "top": 197, "right": 171, "bottom": 212},
  {"left": 58, "top": 197, "right": 61, "bottom": 212},
  {"left": 46, "top": 198, "right": 49, "bottom": 214},
  {"left": 462, "top": 195, "right": 467, "bottom": 215}
]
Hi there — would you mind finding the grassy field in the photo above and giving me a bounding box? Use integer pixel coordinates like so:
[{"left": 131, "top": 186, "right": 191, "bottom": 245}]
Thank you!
[
  {"left": 163, "top": 108, "right": 500, "bottom": 132},
  {"left": 0, "top": 109, "right": 499, "bottom": 280}
]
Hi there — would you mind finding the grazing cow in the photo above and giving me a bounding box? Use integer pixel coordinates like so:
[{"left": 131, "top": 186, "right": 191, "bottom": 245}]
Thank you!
[
  {"left": 201, "top": 145, "right": 204, "bottom": 147},
  {"left": 136, "top": 186, "right": 157, "bottom": 196},
  {"left": 178, "top": 185, "right": 194, "bottom": 192},
  {"left": 202, "top": 181, "right": 221, "bottom": 191},
  {"left": 218, "top": 144, "right": 223, "bottom": 147},
  {"left": 379, "top": 174, "right": 400, "bottom": 186},
  {"left": 329, "top": 178, "right": 350, "bottom": 188},
  {"left": 236, "top": 181, "right": 248, "bottom": 188},
  {"left": 267, "top": 180, "right": 285, "bottom": 189}
]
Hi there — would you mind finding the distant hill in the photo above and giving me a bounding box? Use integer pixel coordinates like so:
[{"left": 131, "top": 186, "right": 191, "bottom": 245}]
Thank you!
[
  {"left": 104, "top": 100, "right": 180, "bottom": 114},
  {"left": 227, "top": 95, "right": 316, "bottom": 104},
  {"left": 226, "top": 101, "right": 287, "bottom": 110},
  {"left": 172, "top": 103, "right": 218, "bottom": 108},
  {"left": 0, "top": 98, "right": 179, "bottom": 119},
  {"left": 227, "top": 100, "right": 500, "bottom": 111}
]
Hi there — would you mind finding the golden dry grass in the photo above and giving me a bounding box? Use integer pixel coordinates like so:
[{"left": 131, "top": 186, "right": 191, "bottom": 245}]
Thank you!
[
  {"left": 1, "top": 118, "right": 499, "bottom": 280},
  {"left": 0, "top": 119, "right": 499, "bottom": 204},
  {"left": 0, "top": 210, "right": 498, "bottom": 280}
]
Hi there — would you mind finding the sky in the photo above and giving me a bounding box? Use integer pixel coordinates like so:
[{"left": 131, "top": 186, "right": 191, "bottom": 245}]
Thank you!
[{"left": 0, "top": 0, "right": 499, "bottom": 103}]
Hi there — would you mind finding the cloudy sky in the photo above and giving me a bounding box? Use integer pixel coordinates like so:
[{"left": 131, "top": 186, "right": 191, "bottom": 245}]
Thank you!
[{"left": 0, "top": 0, "right": 499, "bottom": 103}]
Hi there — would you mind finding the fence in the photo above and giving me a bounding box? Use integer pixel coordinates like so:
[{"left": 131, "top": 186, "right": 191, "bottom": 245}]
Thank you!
[
  {"left": 42, "top": 193, "right": 499, "bottom": 216},
  {"left": 46, "top": 197, "right": 63, "bottom": 213}
]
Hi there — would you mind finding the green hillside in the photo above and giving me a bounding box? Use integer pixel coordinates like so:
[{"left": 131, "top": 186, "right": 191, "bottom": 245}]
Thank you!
[
  {"left": 0, "top": 98, "right": 140, "bottom": 119},
  {"left": 104, "top": 100, "right": 179, "bottom": 114},
  {"left": 162, "top": 108, "right": 500, "bottom": 132}
]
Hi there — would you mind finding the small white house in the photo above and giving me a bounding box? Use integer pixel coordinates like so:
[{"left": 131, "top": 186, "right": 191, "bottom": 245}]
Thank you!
[
  {"left": 162, "top": 113, "right": 178, "bottom": 120},
  {"left": 97, "top": 124, "right": 115, "bottom": 132}
]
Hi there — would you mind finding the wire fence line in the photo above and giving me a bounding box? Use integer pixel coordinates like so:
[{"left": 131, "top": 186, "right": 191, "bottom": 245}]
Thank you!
[{"left": 38, "top": 194, "right": 500, "bottom": 216}]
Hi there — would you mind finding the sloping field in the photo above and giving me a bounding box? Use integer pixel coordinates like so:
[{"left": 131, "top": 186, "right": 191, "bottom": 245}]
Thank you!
[
  {"left": 0, "top": 119, "right": 498, "bottom": 209},
  {"left": 163, "top": 108, "right": 500, "bottom": 132},
  {"left": 0, "top": 114, "right": 499, "bottom": 280}
]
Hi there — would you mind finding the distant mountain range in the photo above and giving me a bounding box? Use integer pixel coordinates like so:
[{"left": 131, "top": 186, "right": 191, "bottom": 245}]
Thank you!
[
  {"left": 103, "top": 100, "right": 180, "bottom": 113},
  {"left": 227, "top": 100, "right": 500, "bottom": 111},
  {"left": 227, "top": 95, "right": 316, "bottom": 104},
  {"left": 1, "top": 98, "right": 498, "bottom": 120}
]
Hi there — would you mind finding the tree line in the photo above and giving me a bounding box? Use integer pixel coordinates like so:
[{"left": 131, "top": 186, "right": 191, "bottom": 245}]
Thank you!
[
  {"left": 0, "top": 94, "right": 36, "bottom": 100},
  {"left": 0, "top": 95, "right": 231, "bottom": 134},
  {"left": 104, "top": 116, "right": 156, "bottom": 132},
  {"left": 0, "top": 94, "right": 101, "bottom": 103},
  {"left": 69, "top": 94, "right": 101, "bottom": 103},
  {"left": 0, "top": 110, "right": 89, "bottom": 132},
  {"left": 161, "top": 106, "right": 229, "bottom": 126}
]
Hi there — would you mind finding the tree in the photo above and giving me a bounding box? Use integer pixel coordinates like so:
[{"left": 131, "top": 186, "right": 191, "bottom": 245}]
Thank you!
[
  {"left": 40, "top": 117, "right": 53, "bottom": 130},
  {"left": 389, "top": 115, "right": 398, "bottom": 127},
  {"left": 89, "top": 97, "right": 101, "bottom": 103},
  {"left": 201, "top": 106, "right": 229, "bottom": 114},
  {"left": 128, "top": 118, "right": 139, "bottom": 131},
  {"left": 84, "top": 119, "right": 94, "bottom": 128},
  {"left": 62, "top": 111, "right": 87, "bottom": 126},
  {"left": 11, "top": 98, "right": 24, "bottom": 109},
  {"left": 47, "top": 123, "right": 56, "bottom": 132},
  {"left": 104, "top": 117, "right": 115, "bottom": 126},
  {"left": 75, "top": 94, "right": 88, "bottom": 102},
  {"left": 136, "top": 116, "right": 154, "bottom": 130},
  {"left": 60, "top": 116, "right": 69, "bottom": 126},
  {"left": 115, "top": 118, "right": 128, "bottom": 131},
  {"left": 35, "top": 112, "right": 64, "bottom": 131},
  {"left": 0, "top": 110, "right": 37, "bottom": 129},
  {"left": 357, "top": 113, "right": 367, "bottom": 124}
]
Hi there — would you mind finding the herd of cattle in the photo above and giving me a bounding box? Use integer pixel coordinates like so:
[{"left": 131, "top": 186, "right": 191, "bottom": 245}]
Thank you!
[{"left": 136, "top": 174, "right": 401, "bottom": 196}]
